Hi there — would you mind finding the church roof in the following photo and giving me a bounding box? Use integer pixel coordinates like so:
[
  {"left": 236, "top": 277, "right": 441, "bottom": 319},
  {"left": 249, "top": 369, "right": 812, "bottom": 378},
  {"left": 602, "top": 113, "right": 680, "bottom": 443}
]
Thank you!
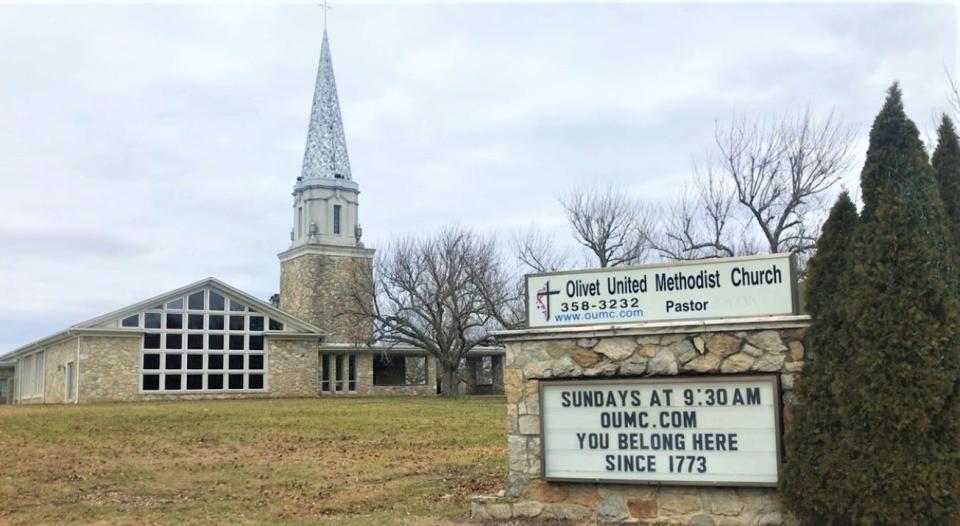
[
  {"left": 1, "top": 277, "right": 325, "bottom": 361},
  {"left": 300, "top": 29, "right": 352, "bottom": 182}
]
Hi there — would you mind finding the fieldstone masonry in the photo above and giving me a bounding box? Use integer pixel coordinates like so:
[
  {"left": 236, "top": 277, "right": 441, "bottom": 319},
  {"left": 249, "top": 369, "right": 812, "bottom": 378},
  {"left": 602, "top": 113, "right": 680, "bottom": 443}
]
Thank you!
[
  {"left": 473, "top": 318, "right": 809, "bottom": 525},
  {"left": 279, "top": 251, "right": 373, "bottom": 345},
  {"left": 353, "top": 352, "right": 437, "bottom": 396},
  {"left": 72, "top": 334, "right": 317, "bottom": 403}
]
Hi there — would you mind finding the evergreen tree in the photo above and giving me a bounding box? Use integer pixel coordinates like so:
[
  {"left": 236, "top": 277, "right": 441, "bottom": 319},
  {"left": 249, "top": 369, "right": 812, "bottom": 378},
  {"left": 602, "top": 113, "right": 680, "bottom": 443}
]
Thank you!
[
  {"left": 933, "top": 114, "right": 960, "bottom": 248},
  {"left": 782, "top": 192, "right": 858, "bottom": 522},
  {"left": 785, "top": 84, "right": 960, "bottom": 525}
]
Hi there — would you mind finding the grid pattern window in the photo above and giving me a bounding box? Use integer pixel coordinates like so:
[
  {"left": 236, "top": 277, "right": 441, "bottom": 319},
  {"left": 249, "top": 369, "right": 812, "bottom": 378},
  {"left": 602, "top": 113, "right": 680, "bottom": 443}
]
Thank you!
[
  {"left": 320, "top": 353, "right": 356, "bottom": 394},
  {"left": 333, "top": 205, "right": 342, "bottom": 234},
  {"left": 18, "top": 351, "right": 45, "bottom": 398},
  {"left": 131, "top": 288, "right": 285, "bottom": 393}
]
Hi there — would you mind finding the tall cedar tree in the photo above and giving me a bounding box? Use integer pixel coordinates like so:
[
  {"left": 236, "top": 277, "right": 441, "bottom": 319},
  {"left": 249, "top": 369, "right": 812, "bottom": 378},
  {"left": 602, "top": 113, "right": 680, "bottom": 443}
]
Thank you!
[
  {"left": 782, "top": 192, "right": 858, "bottom": 522},
  {"left": 933, "top": 115, "right": 960, "bottom": 249},
  {"left": 789, "top": 84, "right": 960, "bottom": 525}
]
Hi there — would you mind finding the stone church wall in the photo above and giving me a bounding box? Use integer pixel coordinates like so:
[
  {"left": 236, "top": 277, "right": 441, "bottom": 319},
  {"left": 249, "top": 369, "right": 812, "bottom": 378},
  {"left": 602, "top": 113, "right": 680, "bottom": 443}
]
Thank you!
[
  {"left": 472, "top": 319, "right": 808, "bottom": 525},
  {"left": 43, "top": 337, "right": 79, "bottom": 404},
  {"left": 76, "top": 335, "right": 318, "bottom": 403},
  {"left": 353, "top": 352, "right": 437, "bottom": 396},
  {"left": 79, "top": 335, "right": 142, "bottom": 402},
  {"left": 279, "top": 252, "right": 373, "bottom": 345},
  {"left": 267, "top": 338, "right": 320, "bottom": 397}
]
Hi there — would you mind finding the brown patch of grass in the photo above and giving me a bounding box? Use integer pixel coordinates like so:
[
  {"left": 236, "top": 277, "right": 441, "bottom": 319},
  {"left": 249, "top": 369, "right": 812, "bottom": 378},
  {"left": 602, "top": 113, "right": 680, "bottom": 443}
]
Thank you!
[{"left": 0, "top": 397, "right": 506, "bottom": 525}]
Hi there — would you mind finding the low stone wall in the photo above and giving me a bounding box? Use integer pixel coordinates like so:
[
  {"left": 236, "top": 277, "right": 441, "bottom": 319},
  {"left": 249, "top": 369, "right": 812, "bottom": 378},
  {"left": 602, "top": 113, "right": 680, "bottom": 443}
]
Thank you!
[{"left": 473, "top": 319, "right": 808, "bottom": 525}]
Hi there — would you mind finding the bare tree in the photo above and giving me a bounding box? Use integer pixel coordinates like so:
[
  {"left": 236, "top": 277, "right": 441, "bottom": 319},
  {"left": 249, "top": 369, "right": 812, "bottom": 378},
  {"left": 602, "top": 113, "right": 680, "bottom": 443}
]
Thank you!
[
  {"left": 656, "top": 109, "right": 852, "bottom": 260},
  {"left": 346, "top": 227, "right": 514, "bottom": 396},
  {"left": 718, "top": 109, "right": 852, "bottom": 255},
  {"left": 512, "top": 226, "right": 570, "bottom": 273},
  {"left": 559, "top": 185, "right": 655, "bottom": 267},
  {"left": 651, "top": 163, "right": 757, "bottom": 260},
  {"left": 947, "top": 67, "right": 960, "bottom": 115}
]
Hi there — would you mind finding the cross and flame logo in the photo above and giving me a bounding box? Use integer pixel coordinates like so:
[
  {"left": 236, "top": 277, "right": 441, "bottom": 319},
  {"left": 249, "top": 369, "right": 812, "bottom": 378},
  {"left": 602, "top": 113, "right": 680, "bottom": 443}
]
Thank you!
[{"left": 535, "top": 281, "right": 561, "bottom": 321}]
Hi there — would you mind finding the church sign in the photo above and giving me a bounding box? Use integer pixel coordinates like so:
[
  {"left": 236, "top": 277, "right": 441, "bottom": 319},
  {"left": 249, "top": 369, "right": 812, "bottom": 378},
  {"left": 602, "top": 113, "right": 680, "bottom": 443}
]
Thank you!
[
  {"left": 539, "top": 375, "right": 782, "bottom": 486},
  {"left": 526, "top": 253, "right": 797, "bottom": 329}
]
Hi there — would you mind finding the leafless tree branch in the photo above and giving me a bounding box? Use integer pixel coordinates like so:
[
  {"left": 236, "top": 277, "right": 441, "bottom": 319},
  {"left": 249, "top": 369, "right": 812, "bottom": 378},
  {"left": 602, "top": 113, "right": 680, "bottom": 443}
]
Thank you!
[
  {"left": 345, "top": 227, "right": 514, "bottom": 396},
  {"left": 713, "top": 109, "right": 852, "bottom": 256},
  {"left": 948, "top": 66, "right": 960, "bottom": 115},
  {"left": 559, "top": 185, "right": 655, "bottom": 267},
  {"left": 512, "top": 226, "right": 570, "bottom": 273}
]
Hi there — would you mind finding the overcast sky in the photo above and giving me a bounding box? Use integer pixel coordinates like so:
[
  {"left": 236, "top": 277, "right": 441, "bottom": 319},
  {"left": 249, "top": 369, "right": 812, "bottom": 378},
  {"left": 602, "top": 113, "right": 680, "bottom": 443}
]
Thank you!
[{"left": 0, "top": 2, "right": 956, "bottom": 350}]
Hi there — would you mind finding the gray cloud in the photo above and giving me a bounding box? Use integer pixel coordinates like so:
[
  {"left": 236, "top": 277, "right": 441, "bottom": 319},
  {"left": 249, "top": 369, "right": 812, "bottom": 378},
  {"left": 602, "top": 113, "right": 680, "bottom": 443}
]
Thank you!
[{"left": 0, "top": 2, "right": 955, "bottom": 349}]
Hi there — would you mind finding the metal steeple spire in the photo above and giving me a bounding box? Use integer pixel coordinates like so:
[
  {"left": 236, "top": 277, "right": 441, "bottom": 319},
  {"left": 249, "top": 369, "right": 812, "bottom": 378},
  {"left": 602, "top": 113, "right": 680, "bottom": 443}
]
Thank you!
[{"left": 300, "top": 24, "right": 352, "bottom": 182}]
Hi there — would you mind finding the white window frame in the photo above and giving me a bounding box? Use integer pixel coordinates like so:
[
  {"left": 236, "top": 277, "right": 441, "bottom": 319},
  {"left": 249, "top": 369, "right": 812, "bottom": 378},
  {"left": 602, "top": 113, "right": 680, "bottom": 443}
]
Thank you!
[
  {"left": 18, "top": 350, "right": 45, "bottom": 399},
  {"left": 320, "top": 353, "right": 356, "bottom": 394},
  {"left": 135, "top": 288, "right": 278, "bottom": 394},
  {"left": 65, "top": 360, "right": 76, "bottom": 401}
]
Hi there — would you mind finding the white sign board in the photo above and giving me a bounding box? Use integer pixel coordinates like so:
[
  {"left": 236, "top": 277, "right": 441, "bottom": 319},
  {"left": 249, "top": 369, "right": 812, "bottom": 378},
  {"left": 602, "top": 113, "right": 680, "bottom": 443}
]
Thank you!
[
  {"left": 540, "top": 376, "right": 781, "bottom": 486},
  {"left": 526, "top": 254, "right": 797, "bottom": 329}
]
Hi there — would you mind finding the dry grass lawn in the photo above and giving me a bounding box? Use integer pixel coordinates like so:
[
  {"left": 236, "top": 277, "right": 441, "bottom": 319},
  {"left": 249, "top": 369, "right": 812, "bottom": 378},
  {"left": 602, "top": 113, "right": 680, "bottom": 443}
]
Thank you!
[{"left": 0, "top": 397, "right": 507, "bottom": 525}]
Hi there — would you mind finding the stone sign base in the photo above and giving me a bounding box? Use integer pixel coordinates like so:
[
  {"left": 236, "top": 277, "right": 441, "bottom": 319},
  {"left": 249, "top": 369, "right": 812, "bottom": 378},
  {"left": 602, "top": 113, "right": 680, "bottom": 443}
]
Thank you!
[
  {"left": 472, "top": 485, "right": 786, "bottom": 524},
  {"left": 473, "top": 317, "right": 809, "bottom": 525}
]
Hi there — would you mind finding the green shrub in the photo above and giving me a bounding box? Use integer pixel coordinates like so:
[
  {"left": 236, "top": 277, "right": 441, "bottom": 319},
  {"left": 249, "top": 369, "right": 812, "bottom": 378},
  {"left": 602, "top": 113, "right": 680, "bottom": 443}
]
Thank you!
[
  {"left": 933, "top": 114, "right": 960, "bottom": 251},
  {"left": 784, "top": 84, "right": 960, "bottom": 525}
]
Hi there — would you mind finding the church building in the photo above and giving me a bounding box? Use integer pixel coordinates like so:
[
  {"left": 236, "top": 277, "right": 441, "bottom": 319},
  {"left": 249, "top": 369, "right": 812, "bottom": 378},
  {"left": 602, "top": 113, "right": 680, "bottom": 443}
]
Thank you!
[{"left": 0, "top": 29, "right": 504, "bottom": 404}]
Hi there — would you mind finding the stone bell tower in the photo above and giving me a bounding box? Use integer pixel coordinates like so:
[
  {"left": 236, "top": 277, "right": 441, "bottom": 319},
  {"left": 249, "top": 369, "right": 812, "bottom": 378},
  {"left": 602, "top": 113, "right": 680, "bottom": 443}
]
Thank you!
[{"left": 278, "top": 28, "right": 375, "bottom": 344}]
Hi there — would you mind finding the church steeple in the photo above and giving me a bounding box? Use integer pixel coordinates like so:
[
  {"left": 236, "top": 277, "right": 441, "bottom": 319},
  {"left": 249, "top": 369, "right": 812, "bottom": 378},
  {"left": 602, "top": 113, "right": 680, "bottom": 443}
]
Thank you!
[
  {"left": 279, "top": 22, "right": 375, "bottom": 345},
  {"left": 286, "top": 27, "right": 361, "bottom": 250},
  {"left": 300, "top": 29, "right": 352, "bottom": 182}
]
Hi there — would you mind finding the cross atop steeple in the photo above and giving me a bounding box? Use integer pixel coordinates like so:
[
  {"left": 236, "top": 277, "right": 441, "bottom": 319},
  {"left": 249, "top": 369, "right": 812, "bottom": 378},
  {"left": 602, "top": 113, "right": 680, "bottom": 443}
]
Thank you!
[{"left": 300, "top": 27, "right": 352, "bottom": 182}]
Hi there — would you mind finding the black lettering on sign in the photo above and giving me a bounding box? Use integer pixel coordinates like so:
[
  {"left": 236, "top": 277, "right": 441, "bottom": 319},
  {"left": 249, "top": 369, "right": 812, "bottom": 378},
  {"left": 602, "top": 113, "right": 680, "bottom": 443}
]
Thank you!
[
  {"left": 601, "top": 411, "right": 650, "bottom": 428},
  {"left": 669, "top": 455, "right": 707, "bottom": 473},
  {"left": 649, "top": 390, "right": 662, "bottom": 407},
  {"left": 618, "top": 432, "right": 687, "bottom": 451},
  {"left": 732, "top": 387, "right": 761, "bottom": 405},
  {"left": 606, "top": 454, "right": 657, "bottom": 472},
  {"left": 648, "top": 389, "right": 673, "bottom": 407},
  {"left": 692, "top": 433, "right": 739, "bottom": 451},
  {"left": 659, "top": 411, "right": 697, "bottom": 429},
  {"left": 577, "top": 432, "right": 608, "bottom": 450}
]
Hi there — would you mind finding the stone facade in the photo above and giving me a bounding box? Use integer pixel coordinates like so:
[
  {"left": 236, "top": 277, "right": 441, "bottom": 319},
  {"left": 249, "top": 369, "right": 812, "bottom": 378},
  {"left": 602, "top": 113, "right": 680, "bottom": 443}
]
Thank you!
[
  {"left": 265, "top": 338, "right": 321, "bottom": 397},
  {"left": 279, "top": 250, "right": 373, "bottom": 344},
  {"left": 13, "top": 332, "right": 500, "bottom": 403},
  {"left": 43, "top": 337, "right": 79, "bottom": 404},
  {"left": 473, "top": 319, "right": 809, "bottom": 525},
  {"left": 460, "top": 355, "right": 505, "bottom": 395},
  {"left": 79, "top": 335, "right": 142, "bottom": 402},
  {"left": 13, "top": 334, "right": 321, "bottom": 404},
  {"left": 353, "top": 352, "right": 437, "bottom": 396}
]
